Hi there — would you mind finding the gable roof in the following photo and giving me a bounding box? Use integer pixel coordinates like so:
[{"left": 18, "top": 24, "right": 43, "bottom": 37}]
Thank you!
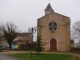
[
  {"left": 38, "top": 3, "right": 69, "bottom": 20},
  {"left": 17, "top": 33, "right": 31, "bottom": 36},
  {"left": 38, "top": 11, "right": 69, "bottom": 20}
]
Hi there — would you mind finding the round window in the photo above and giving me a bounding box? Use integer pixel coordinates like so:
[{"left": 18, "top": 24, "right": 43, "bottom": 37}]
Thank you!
[{"left": 48, "top": 21, "right": 57, "bottom": 32}]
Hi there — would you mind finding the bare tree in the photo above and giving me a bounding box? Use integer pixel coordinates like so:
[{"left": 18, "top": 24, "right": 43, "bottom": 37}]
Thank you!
[
  {"left": 0, "top": 26, "right": 2, "bottom": 44},
  {"left": 71, "top": 21, "right": 80, "bottom": 43},
  {"left": 0, "top": 22, "right": 3, "bottom": 44},
  {"left": 1, "top": 22, "right": 18, "bottom": 49}
]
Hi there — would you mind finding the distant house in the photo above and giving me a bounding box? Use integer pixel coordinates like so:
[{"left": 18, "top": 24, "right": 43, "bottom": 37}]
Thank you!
[
  {"left": 70, "top": 40, "right": 74, "bottom": 48},
  {"left": 13, "top": 33, "right": 32, "bottom": 45},
  {"left": 13, "top": 32, "right": 36, "bottom": 50},
  {"left": 0, "top": 32, "right": 36, "bottom": 50}
]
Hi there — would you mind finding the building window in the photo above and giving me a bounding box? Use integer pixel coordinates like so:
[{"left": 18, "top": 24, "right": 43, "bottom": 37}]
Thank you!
[{"left": 48, "top": 21, "right": 57, "bottom": 32}]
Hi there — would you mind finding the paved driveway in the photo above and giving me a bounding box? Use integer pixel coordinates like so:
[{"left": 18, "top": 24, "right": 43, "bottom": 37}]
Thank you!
[{"left": 0, "top": 54, "right": 19, "bottom": 60}]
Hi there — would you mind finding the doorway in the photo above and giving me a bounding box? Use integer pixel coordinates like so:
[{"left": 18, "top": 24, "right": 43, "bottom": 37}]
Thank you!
[{"left": 50, "top": 39, "right": 57, "bottom": 51}]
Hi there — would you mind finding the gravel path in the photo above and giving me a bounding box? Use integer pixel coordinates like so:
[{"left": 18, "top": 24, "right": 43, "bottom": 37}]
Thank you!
[{"left": 0, "top": 54, "right": 19, "bottom": 60}]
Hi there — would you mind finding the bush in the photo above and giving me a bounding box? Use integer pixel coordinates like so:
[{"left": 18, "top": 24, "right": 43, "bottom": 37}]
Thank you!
[{"left": 70, "top": 47, "right": 80, "bottom": 51}]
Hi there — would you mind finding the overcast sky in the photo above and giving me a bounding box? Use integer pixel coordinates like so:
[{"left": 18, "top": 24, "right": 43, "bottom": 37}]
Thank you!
[{"left": 0, "top": 0, "right": 80, "bottom": 32}]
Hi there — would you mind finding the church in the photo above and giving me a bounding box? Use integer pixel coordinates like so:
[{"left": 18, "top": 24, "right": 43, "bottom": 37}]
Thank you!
[{"left": 37, "top": 3, "right": 71, "bottom": 51}]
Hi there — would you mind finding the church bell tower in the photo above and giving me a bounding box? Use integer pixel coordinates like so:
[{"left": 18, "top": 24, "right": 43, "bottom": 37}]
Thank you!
[{"left": 44, "top": 3, "right": 54, "bottom": 15}]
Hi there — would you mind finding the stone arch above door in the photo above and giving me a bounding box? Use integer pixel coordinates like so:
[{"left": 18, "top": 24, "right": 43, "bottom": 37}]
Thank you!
[{"left": 47, "top": 37, "right": 59, "bottom": 51}]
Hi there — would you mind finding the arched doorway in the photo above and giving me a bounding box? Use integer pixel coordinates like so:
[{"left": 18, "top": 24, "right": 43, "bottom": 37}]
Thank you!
[{"left": 50, "top": 39, "right": 57, "bottom": 51}]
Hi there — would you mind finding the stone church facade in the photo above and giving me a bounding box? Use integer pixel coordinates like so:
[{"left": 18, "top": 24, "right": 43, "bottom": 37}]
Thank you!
[{"left": 37, "top": 3, "right": 71, "bottom": 51}]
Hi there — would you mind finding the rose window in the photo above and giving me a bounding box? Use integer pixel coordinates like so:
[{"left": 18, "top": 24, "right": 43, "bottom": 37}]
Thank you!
[{"left": 48, "top": 22, "right": 57, "bottom": 31}]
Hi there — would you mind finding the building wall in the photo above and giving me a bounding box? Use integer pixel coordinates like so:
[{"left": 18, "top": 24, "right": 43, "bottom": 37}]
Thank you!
[
  {"left": 70, "top": 40, "right": 74, "bottom": 48},
  {"left": 13, "top": 33, "right": 32, "bottom": 45},
  {"left": 71, "top": 43, "right": 74, "bottom": 48},
  {"left": 37, "top": 12, "right": 70, "bottom": 51}
]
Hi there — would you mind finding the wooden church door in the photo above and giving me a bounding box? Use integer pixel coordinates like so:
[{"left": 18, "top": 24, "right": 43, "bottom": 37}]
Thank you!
[{"left": 50, "top": 39, "right": 57, "bottom": 51}]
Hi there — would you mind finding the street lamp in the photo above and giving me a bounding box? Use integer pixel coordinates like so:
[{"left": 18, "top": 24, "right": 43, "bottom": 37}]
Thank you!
[{"left": 28, "top": 26, "right": 37, "bottom": 59}]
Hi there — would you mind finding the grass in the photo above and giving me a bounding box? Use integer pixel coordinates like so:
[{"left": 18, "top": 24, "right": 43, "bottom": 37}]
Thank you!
[{"left": 10, "top": 53, "right": 74, "bottom": 60}]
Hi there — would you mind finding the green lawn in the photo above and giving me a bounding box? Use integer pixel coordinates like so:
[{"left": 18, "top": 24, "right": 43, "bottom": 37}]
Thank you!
[{"left": 11, "top": 53, "right": 73, "bottom": 60}]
